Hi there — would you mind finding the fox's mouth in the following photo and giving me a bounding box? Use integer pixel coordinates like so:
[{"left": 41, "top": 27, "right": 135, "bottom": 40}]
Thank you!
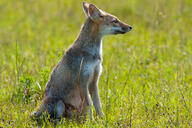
[
  {"left": 114, "top": 30, "right": 126, "bottom": 34},
  {"left": 114, "top": 27, "right": 132, "bottom": 34}
]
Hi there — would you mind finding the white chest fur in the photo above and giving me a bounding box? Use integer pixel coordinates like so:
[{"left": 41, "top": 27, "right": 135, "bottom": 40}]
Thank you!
[
  {"left": 80, "top": 38, "right": 103, "bottom": 83},
  {"left": 83, "top": 58, "right": 102, "bottom": 76}
]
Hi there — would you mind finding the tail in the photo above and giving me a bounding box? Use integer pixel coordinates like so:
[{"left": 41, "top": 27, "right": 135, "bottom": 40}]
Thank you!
[{"left": 30, "top": 105, "right": 44, "bottom": 120}]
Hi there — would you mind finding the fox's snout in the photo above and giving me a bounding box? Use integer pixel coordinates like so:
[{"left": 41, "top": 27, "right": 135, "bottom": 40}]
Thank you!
[
  {"left": 118, "top": 25, "right": 132, "bottom": 34},
  {"left": 125, "top": 26, "right": 132, "bottom": 32},
  {"left": 112, "top": 21, "right": 132, "bottom": 35}
]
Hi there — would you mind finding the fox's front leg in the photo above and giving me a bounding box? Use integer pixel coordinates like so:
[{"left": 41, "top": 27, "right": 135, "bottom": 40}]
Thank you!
[
  {"left": 80, "top": 75, "right": 93, "bottom": 120},
  {"left": 89, "top": 68, "right": 104, "bottom": 118}
]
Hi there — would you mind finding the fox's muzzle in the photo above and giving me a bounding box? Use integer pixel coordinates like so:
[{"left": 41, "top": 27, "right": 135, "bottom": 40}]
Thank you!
[
  {"left": 114, "top": 26, "right": 132, "bottom": 34},
  {"left": 125, "top": 26, "right": 132, "bottom": 32}
]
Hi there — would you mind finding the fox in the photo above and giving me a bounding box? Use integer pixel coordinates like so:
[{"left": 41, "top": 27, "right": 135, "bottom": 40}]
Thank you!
[{"left": 32, "top": 2, "right": 132, "bottom": 120}]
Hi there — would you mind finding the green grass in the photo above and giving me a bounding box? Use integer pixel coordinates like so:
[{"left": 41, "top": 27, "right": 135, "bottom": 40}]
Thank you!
[{"left": 0, "top": 0, "right": 192, "bottom": 127}]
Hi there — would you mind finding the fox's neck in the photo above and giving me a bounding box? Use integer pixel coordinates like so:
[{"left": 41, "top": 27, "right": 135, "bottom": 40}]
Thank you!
[{"left": 73, "top": 18, "right": 103, "bottom": 51}]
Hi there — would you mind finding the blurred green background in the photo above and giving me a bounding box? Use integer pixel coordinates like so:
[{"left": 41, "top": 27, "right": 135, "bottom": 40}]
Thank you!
[{"left": 0, "top": 0, "right": 192, "bottom": 127}]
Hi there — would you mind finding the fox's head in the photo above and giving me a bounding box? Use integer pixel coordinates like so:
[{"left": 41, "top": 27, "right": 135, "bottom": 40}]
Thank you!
[{"left": 82, "top": 2, "right": 132, "bottom": 36}]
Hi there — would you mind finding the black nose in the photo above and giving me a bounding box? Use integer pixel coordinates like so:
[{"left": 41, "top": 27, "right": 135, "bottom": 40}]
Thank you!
[{"left": 129, "top": 26, "right": 132, "bottom": 30}]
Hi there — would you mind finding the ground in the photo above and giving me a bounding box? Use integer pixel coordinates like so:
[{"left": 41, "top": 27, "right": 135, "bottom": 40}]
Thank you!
[{"left": 0, "top": 0, "right": 192, "bottom": 127}]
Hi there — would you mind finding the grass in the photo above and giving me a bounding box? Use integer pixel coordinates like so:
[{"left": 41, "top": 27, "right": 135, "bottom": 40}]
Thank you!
[{"left": 0, "top": 0, "right": 192, "bottom": 127}]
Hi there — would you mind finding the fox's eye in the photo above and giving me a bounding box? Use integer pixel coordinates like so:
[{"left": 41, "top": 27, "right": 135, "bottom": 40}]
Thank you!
[{"left": 112, "top": 19, "right": 118, "bottom": 23}]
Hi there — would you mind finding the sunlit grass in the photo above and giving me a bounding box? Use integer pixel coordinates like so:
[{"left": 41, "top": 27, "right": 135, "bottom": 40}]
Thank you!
[{"left": 0, "top": 0, "right": 192, "bottom": 127}]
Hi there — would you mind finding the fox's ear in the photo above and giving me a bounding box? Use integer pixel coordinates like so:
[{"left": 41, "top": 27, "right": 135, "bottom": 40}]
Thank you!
[
  {"left": 82, "top": 2, "right": 89, "bottom": 17},
  {"left": 88, "top": 4, "right": 102, "bottom": 20}
]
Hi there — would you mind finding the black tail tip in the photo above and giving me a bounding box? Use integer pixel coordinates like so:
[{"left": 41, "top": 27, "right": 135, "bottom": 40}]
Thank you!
[{"left": 30, "top": 111, "right": 42, "bottom": 120}]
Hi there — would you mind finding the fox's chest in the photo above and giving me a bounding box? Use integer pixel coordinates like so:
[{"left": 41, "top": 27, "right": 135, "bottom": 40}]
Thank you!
[
  {"left": 81, "top": 44, "right": 102, "bottom": 76},
  {"left": 81, "top": 56, "right": 102, "bottom": 81},
  {"left": 83, "top": 57, "right": 102, "bottom": 73}
]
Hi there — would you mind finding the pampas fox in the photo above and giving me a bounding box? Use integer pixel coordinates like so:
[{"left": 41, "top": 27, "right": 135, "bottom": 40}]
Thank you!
[{"left": 32, "top": 2, "right": 132, "bottom": 120}]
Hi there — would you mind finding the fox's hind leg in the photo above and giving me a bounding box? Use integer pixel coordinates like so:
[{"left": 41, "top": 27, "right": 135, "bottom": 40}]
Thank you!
[
  {"left": 31, "top": 98, "right": 65, "bottom": 119},
  {"left": 55, "top": 100, "right": 65, "bottom": 119},
  {"left": 44, "top": 98, "right": 65, "bottom": 119}
]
